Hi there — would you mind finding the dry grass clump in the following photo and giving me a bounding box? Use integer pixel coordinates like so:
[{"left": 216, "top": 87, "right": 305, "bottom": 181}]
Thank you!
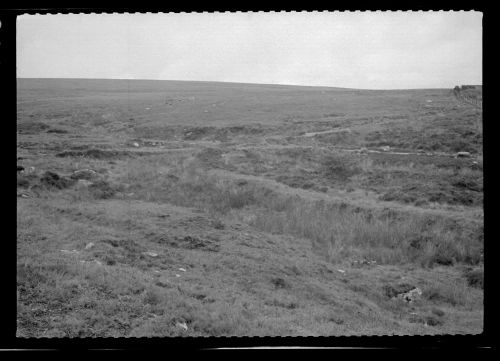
[
  {"left": 249, "top": 197, "right": 482, "bottom": 266},
  {"left": 320, "top": 153, "right": 361, "bottom": 182},
  {"left": 120, "top": 156, "right": 264, "bottom": 215},
  {"left": 118, "top": 156, "right": 482, "bottom": 268},
  {"left": 463, "top": 268, "right": 484, "bottom": 289}
]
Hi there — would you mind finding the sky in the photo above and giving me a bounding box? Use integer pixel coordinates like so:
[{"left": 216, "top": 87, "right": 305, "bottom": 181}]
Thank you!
[{"left": 17, "top": 11, "right": 482, "bottom": 89}]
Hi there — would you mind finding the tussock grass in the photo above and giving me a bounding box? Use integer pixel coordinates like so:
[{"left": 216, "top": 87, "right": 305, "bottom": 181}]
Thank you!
[
  {"left": 118, "top": 156, "right": 483, "bottom": 267},
  {"left": 249, "top": 198, "right": 482, "bottom": 266}
]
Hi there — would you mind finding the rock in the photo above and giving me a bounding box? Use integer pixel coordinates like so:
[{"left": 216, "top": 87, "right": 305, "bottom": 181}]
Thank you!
[
  {"left": 142, "top": 251, "right": 158, "bottom": 257},
  {"left": 396, "top": 287, "right": 422, "bottom": 303},
  {"left": 17, "top": 165, "right": 25, "bottom": 172},
  {"left": 132, "top": 142, "right": 140, "bottom": 148},
  {"left": 456, "top": 151, "right": 471, "bottom": 158},
  {"left": 70, "top": 169, "right": 98, "bottom": 180},
  {"left": 75, "top": 179, "right": 94, "bottom": 188},
  {"left": 176, "top": 322, "right": 188, "bottom": 331},
  {"left": 351, "top": 259, "right": 376, "bottom": 267},
  {"left": 383, "top": 283, "right": 415, "bottom": 299},
  {"left": 380, "top": 146, "right": 391, "bottom": 152},
  {"left": 179, "top": 268, "right": 186, "bottom": 272},
  {"left": 337, "top": 269, "right": 346, "bottom": 274},
  {"left": 60, "top": 249, "right": 79, "bottom": 255},
  {"left": 85, "top": 242, "right": 95, "bottom": 250}
]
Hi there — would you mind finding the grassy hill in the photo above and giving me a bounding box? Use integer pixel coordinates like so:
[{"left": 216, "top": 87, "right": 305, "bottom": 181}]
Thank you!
[{"left": 17, "top": 78, "right": 483, "bottom": 336}]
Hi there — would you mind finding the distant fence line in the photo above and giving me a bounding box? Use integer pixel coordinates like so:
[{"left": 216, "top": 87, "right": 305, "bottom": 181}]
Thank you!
[
  {"left": 452, "top": 87, "right": 482, "bottom": 134},
  {"left": 453, "top": 88, "right": 482, "bottom": 110}
]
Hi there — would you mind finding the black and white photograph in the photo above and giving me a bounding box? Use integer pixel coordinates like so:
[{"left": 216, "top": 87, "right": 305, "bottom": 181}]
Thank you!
[{"left": 15, "top": 11, "right": 483, "bottom": 338}]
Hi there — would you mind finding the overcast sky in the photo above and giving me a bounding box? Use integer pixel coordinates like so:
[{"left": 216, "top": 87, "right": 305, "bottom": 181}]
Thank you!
[{"left": 17, "top": 12, "right": 482, "bottom": 89}]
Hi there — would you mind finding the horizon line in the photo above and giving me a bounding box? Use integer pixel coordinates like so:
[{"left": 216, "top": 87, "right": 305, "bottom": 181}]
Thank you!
[{"left": 16, "top": 77, "right": 480, "bottom": 91}]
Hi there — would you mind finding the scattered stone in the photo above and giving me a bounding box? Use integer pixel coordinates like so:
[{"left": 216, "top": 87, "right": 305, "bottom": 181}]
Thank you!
[
  {"left": 175, "top": 274, "right": 181, "bottom": 277},
  {"left": 456, "top": 151, "right": 471, "bottom": 158},
  {"left": 17, "top": 193, "right": 30, "bottom": 198},
  {"left": 60, "top": 249, "right": 79, "bottom": 255},
  {"left": 70, "top": 169, "right": 98, "bottom": 180},
  {"left": 143, "top": 251, "right": 158, "bottom": 257},
  {"left": 351, "top": 259, "right": 376, "bottom": 267},
  {"left": 84, "top": 242, "right": 95, "bottom": 250},
  {"left": 271, "top": 277, "right": 289, "bottom": 289},
  {"left": 179, "top": 268, "right": 186, "bottom": 272},
  {"left": 132, "top": 142, "right": 140, "bottom": 148},
  {"left": 337, "top": 269, "right": 346, "bottom": 274},
  {"left": 75, "top": 179, "right": 94, "bottom": 188},
  {"left": 383, "top": 283, "right": 415, "bottom": 299},
  {"left": 380, "top": 146, "right": 391, "bottom": 152},
  {"left": 397, "top": 287, "right": 422, "bottom": 303},
  {"left": 385, "top": 283, "right": 422, "bottom": 303}
]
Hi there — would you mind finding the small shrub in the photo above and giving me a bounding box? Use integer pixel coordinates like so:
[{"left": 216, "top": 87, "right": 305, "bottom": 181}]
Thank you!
[
  {"left": 464, "top": 268, "right": 483, "bottom": 289},
  {"left": 40, "top": 171, "right": 76, "bottom": 190},
  {"left": 143, "top": 288, "right": 163, "bottom": 306},
  {"left": 17, "top": 175, "right": 31, "bottom": 188},
  {"left": 425, "top": 315, "right": 444, "bottom": 327},
  {"left": 431, "top": 308, "right": 445, "bottom": 317},
  {"left": 321, "top": 153, "right": 360, "bottom": 182},
  {"left": 88, "top": 180, "right": 117, "bottom": 199},
  {"left": 383, "top": 283, "right": 415, "bottom": 299},
  {"left": 271, "top": 277, "right": 289, "bottom": 289}
]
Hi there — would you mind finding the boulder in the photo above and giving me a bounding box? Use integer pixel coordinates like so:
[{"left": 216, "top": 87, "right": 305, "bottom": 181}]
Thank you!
[
  {"left": 75, "top": 179, "right": 94, "bottom": 188},
  {"left": 456, "top": 151, "right": 471, "bottom": 158},
  {"left": 397, "top": 287, "right": 422, "bottom": 303}
]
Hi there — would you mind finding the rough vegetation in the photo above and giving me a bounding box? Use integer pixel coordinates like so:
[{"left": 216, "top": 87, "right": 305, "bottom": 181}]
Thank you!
[{"left": 17, "top": 79, "right": 483, "bottom": 336}]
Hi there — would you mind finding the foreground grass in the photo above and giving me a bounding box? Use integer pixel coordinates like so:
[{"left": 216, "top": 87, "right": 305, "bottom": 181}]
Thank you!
[{"left": 17, "top": 194, "right": 483, "bottom": 337}]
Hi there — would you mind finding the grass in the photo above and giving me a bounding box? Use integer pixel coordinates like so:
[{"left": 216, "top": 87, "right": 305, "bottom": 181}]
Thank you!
[
  {"left": 115, "top": 155, "right": 483, "bottom": 268},
  {"left": 17, "top": 79, "right": 483, "bottom": 337}
]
